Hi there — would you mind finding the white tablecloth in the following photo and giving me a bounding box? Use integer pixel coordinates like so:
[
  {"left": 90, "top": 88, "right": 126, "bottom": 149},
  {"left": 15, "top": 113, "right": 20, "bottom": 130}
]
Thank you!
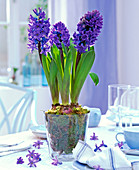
[{"left": 0, "top": 116, "right": 133, "bottom": 170}]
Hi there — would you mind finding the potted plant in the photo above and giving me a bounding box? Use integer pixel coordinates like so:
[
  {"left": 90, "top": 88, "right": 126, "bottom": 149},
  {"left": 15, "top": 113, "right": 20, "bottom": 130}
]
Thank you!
[{"left": 28, "top": 8, "right": 103, "bottom": 161}]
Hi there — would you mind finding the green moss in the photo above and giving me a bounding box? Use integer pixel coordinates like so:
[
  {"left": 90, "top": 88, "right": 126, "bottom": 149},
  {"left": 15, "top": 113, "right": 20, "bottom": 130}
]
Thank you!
[
  {"left": 45, "top": 103, "right": 89, "bottom": 115},
  {"left": 46, "top": 113, "right": 88, "bottom": 155}
]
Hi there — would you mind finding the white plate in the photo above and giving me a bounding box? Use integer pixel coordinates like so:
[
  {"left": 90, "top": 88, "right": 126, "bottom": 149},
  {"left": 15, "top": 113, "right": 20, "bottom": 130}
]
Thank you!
[{"left": 30, "top": 125, "right": 47, "bottom": 139}]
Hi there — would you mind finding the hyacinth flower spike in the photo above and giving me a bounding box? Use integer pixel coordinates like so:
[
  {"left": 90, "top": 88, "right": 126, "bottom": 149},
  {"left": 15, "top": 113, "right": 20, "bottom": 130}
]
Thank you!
[
  {"left": 28, "top": 8, "right": 59, "bottom": 105},
  {"left": 71, "top": 10, "right": 103, "bottom": 104},
  {"left": 49, "top": 22, "right": 71, "bottom": 105}
]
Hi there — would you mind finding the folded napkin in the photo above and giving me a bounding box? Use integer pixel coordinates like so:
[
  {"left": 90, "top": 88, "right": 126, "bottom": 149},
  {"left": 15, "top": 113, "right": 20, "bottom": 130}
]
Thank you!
[
  {"left": 0, "top": 141, "right": 31, "bottom": 157},
  {"left": 73, "top": 140, "right": 139, "bottom": 170}
]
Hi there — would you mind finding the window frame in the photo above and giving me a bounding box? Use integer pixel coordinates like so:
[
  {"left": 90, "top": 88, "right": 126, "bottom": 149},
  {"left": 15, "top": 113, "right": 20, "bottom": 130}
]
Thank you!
[
  {"left": 0, "top": 0, "right": 66, "bottom": 75},
  {"left": 0, "top": 0, "right": 33, "bottom": 74}
]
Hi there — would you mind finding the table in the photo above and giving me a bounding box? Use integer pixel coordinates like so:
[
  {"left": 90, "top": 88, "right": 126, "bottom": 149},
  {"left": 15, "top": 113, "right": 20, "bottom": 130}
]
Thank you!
[{"left": 0, "top": 116, "right": 128, "bottom": 170}]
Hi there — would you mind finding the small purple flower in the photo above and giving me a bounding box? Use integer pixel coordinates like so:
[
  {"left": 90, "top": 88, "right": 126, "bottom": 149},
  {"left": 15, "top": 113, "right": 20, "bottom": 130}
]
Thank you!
[
  {"left": 26, "top": 150, "right": 36, "bottom": 158},
  {"left": 99, "top": 140, "right": 107, "bottom": 148},
  {"left": 26, "top": 150, "right": 41, "bottom": 167},
  {"left": 26, "top": 150, "right": 41, "bottom": 161},
  {"left": 50, "top": 21, "right": 70, "bottom": 49},
  {"left": 51, "top": 156, "right": 62, "bottom": 166},
  {"left": 16, "top": 157, "right": 24, "bottom": 164},
  {"left": 94, "top": 141, "right": 107, "bottom": 152},
  {"left": 73, "top": 10, "right": 103, "bottom": 54},
  {"left": 90, "top": 132, "right": 99, "bottom": 140},
  {"left": 34, "top": 153, "right": 41, "bottom": 162},
  {"left": 92, "top": 165, "right": 104, "bottom": 170},
  {"left": 116, "top": 142, "right": 124, "bottom": 149},
  {"left": 33, "top": 140, "right": 43, "bottom": 149},
  {"left": 94, "top": 144, "right": 102, "bottom": 152},
  {"left": 28, "top": 158, "right": 37, "bottom": 167}
]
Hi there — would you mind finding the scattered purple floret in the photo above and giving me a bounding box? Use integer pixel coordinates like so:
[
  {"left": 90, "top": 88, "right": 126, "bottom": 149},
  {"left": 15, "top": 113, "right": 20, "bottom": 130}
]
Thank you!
[
  {"left": 26, "top": 150, "right": 41, "bottom": 167},
  {"left": 33, "top": 140, "right": 43, "bottom": 149},
  {"left": 94, "top": 140, "right": 107, "bottom": 152},
  {"left": 94, "top": 144, "right": 102, "bottom": 152},
  {"left": 28, "top": 157, "right": 37, "bottom": 167},
  {"left": 99, "top": 140, "right": 107, "bottom": 148},
  {"left": 117, "top": 141, "right": 124, "bottom": 149},
  {"left": 34, "top": 153, "right": 41, "bottom": 162},
  {"left": 92, "top": 165, "right": 104, "bottom": 170},
  {"left": 26, "top": 150, "right": 36, "bottom": 159},
  {"left": 16, "top": 157, "right": 24, "bottom": 164},
  {"left": 90, "top": 132, "right": 99, "bottom": 140},
  {"left": 51, "top": 156, "right": 62, "bottom": 166}
]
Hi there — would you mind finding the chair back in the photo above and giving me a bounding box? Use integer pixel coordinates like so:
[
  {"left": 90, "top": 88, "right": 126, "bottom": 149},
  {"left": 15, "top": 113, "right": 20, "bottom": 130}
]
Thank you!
[{"left": 0, "top": 82, "right": 37, "bottom": 135}]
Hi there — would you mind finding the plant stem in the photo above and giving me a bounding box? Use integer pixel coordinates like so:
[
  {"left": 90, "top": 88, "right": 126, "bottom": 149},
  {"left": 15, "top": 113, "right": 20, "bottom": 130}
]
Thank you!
[
  {"left": 38, "top": 41, "right": 42, "bottom": 65},
  {"left": 75, "top": 52, "right": 81, "bottom": 72},
  {"left": 50, "top": 79, "right": 59, "bottom": 105},
  {"left": 60, "top": 48, "right": 64, "bottom": 69}
]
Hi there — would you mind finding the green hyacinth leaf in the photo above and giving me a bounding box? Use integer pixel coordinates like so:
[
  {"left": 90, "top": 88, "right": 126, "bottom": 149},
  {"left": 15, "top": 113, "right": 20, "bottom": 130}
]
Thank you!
[
  {"left": 70, "top": 40, "right": 77, "bottom": 101},
  {"left": 57, "top": 71, "right": 63, "bottom": 95},
  {"left": 89, "top": 72, "right": 99, "bottom": 86},
  {"left": 50, "top": 44, "right": 64, "bottom": 96},
  {"left": 76, "top": 46, "right": 94, "bottom": 77},
  {"left": 70, "top": 39, "right": 77, "bottom": 80},
  {"left": 42, "top": 54, "right": 51, "bottom": 86},
  {"left": 62, "top": 43, "right": 68, "bottom": 57},
  {"left": 62, "top": 50, "right": 72, "bottom": 104},
  {"left": 51, "top": 44, "right": 63, "bottom": 76},
  {"left": 49, "top": 59, "right": 59, "bottom": 104},
  {"left": 75, "top": 52, "right": 88, "bottom": 77},
  {"left": 51, "top": 44, "right": 59, "bottom": 60},
  {"left": 49, "top": 59, "right": 57, "bottom": 86},
  {"left": 71, "top": 48, "right": 95, "bottom": 103}
]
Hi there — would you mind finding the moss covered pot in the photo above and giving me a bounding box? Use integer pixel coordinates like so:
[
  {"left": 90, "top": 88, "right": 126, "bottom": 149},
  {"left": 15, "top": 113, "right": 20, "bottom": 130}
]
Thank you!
[{"left": 45, "top": 105, "right": 89, "bottom": 161}]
